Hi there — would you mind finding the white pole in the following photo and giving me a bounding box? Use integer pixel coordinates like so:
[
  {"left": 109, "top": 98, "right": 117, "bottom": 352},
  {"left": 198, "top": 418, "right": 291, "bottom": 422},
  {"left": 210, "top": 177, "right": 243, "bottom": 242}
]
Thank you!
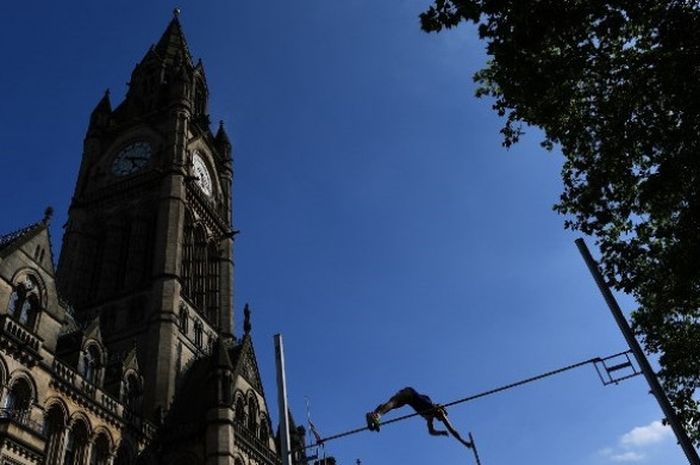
[{"left": 275, "top": 334, "right": 292, "bottom": 465}]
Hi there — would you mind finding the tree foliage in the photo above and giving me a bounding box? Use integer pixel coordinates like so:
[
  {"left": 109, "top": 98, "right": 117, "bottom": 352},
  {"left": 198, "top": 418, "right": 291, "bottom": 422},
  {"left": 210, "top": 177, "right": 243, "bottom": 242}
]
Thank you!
[{"left": 420, "top": 0, "right": 700, "bottom": 442}]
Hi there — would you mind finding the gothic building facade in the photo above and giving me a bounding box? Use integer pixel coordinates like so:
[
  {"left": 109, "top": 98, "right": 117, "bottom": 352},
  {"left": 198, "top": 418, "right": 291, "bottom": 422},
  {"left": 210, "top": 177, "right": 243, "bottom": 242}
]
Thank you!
[{"left": 0, "top": 14, "right": 307, "bottom": 465}]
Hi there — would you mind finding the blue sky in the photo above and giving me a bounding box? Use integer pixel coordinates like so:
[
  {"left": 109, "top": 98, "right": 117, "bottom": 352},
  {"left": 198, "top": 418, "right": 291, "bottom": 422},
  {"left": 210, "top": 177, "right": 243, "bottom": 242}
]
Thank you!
[{"left": 0, "top": 2, "right": 689, "bottom": 464}]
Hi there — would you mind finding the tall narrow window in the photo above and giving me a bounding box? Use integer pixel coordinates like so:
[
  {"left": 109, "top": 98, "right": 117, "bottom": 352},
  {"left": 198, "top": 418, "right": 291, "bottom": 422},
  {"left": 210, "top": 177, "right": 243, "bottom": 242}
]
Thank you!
[
  {"left": 259, "top": 417, "right": 269, "bottom": 443},
  {"left": 206, "top": 242, "right": 220, "bottom": 325},
  {"left": 44, "top": 404, "right": 66, "bottom": 465},
  {"left": 124, "top": 373, "right": 141, "bottom": 413},
  {"left": 6, "top": 290, "right": 20, "bottom": 317},
  {"left": 64, "top": 420, "right": 88, "bottom": 465},
  {"left": 175, "top": 342, "right": 183, "bottom": 384},
  {"left": 90, "top": 433, "right": 111, "bottom": 465},
  {"left": 181, "top": 212, "right": 194, "bottom": 299},
  {"left": 4, "top": 378, "right": 32, "bottom": 420},
  {"left": 194, "top": 321, "right": 203, "bottom": 348},
  {"left": 179, "top": 306, "right": 189, "bottom": 334},
  {"left": 193, "top": 226, "right": 207, "bottom": 312},
  {"left": 6, "top": 276, "right": 41, "bottom": 329},
  {"left": 82, "top": 345, "right": 101, "bottom": 385},
  {"left": 247, "top": 397, "right": 258, "bottom": 433},
  {"left": 235, "top": 397, "right": 245, "bottom": 424}
]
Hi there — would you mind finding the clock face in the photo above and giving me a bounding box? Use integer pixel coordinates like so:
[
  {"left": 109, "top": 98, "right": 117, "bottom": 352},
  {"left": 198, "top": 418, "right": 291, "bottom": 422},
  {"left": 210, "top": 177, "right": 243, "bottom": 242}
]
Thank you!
[
  {"left": 192, "top": 152, "right": 212, "bottom": 196},
  {"left": 111, "top": 141, "right": 152, "bottom": 176}
]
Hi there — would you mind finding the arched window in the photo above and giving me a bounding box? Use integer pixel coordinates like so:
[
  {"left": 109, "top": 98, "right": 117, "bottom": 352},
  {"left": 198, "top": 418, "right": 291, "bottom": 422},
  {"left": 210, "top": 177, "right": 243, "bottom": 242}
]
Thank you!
[
  {"left": 181, "top": 212, "right": 194, "bottom": 299},
  {"left": 82, "top": 345, "right": 102, "bottom": 385},
  {"left": 247, "top": 396, "right": 258, "bottom": 433},
  {"left": 259, "top": 417, "right": 269, "bottom": 443},
  {"left": 125, "top": 373, "right": 141, "bottom": 411},
  {"left": 90, "top": 433, "right": 111, "bottom": 465},
  {"left": 6, "top": 275, "right": 41, "bottom": 330},
  {"left": 64, "top": 420, "right": 89, "bottom": 465},
  {"left": 176, "top": 342, "right": 183, "bottom": 383},
  {"left": 194, "top": 321, "right": 203, "bottom": 348},
  {"left": 206, "top": 242, "right": 220, "bottom": 325},
  {"left": 44, "top": 404, "right": 67, "bottom": 465},
  {"left": 234, "top": 397, "right": 245, "bottom": 424},
  {"left": 179, "top": 306, "right": 189, "bottom": 334},
  {"left": 193, "top": 226, "right": 207, "bottom": 312},
  {"left": 4, "top": 378, "right": 32, "bottom": 416}
]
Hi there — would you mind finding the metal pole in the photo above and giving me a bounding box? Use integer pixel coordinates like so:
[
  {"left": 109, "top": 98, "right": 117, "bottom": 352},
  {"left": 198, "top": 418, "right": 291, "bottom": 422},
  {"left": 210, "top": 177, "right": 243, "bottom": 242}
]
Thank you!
[
  {"left": 469, "top": 432, "right": 482, "bottom": 465},
  {"left": 576, "top": 238, "right": 700, "bottom": 465},
  {"left": 275, "top": 334, "right": 292, "bottom": 465}
]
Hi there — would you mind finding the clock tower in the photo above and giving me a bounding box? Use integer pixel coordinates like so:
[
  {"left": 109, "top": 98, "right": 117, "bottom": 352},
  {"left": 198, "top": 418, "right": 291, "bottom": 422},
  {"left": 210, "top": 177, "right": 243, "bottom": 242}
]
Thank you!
[{"left": 56, "top": 12, "right": 235, "bottom": 418}]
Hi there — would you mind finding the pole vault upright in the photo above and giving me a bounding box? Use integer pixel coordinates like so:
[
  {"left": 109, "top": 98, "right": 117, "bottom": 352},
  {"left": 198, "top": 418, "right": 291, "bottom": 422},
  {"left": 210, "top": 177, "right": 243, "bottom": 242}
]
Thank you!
[
  {"left": 576, "top": 238, "right": 700, "bottom": 465},
  {"left": 275, "top": 334, "right": 292, "bottom": 465}
]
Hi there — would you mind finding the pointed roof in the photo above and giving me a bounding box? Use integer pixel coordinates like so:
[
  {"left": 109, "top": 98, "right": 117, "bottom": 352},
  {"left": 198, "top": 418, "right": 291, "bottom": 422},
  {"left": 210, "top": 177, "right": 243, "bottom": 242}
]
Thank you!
[
  {"left": 153, "top": 12, "right": 193, "bottom": 68},
  {"left": 233, "top": 334, "right": 266, "bottom": 394},
  {"left": 215, "top": 121, "right": 232, "bottom": 149},
  {"left": 123, "top": 346, "right": 140, "bottom": 373},
  {"left": 91, "top": 89, "right": 112, "bottom": 115},
  {"left": 83, "top": 316, "right": 103, "bottom": 343}
]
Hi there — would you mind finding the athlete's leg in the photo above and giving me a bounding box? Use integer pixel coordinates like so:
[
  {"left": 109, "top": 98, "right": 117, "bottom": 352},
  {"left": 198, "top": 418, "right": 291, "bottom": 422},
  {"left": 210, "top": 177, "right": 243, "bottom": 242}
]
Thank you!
[
  {"left": 437, "top": 411, "right": 473, "bottom": 448},
  {"left": 374, "top": 387, "right": 413, "bottom": 414}
]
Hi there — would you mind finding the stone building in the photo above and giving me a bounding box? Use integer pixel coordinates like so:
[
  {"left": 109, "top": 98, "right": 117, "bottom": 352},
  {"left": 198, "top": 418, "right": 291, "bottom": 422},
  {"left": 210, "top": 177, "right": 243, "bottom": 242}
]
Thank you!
[{"left": 0, "top": 13, "right": 305, "bottom": 465}]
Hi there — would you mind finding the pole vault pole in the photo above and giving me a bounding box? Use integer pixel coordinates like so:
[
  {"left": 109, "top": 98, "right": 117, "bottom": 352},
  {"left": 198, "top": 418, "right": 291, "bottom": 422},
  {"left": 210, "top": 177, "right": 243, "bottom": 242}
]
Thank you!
[
  {"left": 576, "top": 238, "right": 700, "bottom": 465},
  {"left": 275, "top": 334, "right": 292, "bottom": 465}
]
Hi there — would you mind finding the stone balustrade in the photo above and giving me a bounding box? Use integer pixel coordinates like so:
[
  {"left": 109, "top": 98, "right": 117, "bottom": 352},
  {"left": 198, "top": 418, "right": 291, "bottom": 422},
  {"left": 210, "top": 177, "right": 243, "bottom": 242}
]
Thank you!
[
  {"left": 233, "top": 421, "right": 280, "bottom": 464},
  {"left": 0, "top": 315, "right": 42, "bottom": 364}
]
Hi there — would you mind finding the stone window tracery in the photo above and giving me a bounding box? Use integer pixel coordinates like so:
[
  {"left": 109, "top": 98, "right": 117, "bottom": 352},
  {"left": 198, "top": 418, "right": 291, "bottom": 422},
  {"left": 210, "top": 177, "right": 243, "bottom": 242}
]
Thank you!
[
  {"left": 193, "top": 226, "right": 207, "bottom": 312},
  {"left": 247, "top": 396, "right": 258, "bottom": 433},
  {"left": 64, "top": 419, "right": 89, "bottom": 465},
  {"left": 179, "top": 305, "right": 189, "bottom": 334},
  {"left": 3, "top": 377, "right": 33, "bottom": 418},
  {"left": 123, "top": 373, "right": 142, "bottom": 413},
  {"left": 235, "top": 397, "right": 245, "bottom": 424},
  {"left": 6, "top": 275, "right": 41, "bottom": 330},
  {"left": 43, "top": 404, "right": 66, "bottom": 465},
  {"left": 181, "top": 211, "right": 194, "bottom": 298},
  {"left": 259, "top": 416, "right": 269, "bottom": 443},
  {"left": 206, "top": 242, "right": 220, "bottom": 324},
  {"left": 81, "top": 344, "right": 102, "bottom": 386},
  {"left": 90, "top": 433, "right": 111, "bottom": 465},
  {"left": 180, "top": 213, "right": 221, "bottom": 327}
]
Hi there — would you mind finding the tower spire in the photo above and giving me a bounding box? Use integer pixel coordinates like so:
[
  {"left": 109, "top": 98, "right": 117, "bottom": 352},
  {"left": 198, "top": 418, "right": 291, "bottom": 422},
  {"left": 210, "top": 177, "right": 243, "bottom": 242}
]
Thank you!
[{"left": 153, "top": 11, "right": 193, "bottom": 67}]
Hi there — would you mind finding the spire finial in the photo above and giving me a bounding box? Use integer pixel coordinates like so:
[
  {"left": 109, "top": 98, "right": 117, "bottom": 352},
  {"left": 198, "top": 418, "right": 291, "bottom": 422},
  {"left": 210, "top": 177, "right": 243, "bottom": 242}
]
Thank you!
[
  {"left": 173, "top": 7, "right": 181, "bottom": 18},
  {"left": 243, "top": 303, "right": 251, "bottom": 334},
  {"left": 43, "top": 206, "right": 54, "bottom": 224}
]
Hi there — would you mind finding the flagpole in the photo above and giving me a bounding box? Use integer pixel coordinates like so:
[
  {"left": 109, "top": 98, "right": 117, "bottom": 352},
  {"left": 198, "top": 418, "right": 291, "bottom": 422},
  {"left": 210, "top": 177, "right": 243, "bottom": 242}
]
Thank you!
[{"left": 275, "top": 334, "right": 292, "bottom": 465}]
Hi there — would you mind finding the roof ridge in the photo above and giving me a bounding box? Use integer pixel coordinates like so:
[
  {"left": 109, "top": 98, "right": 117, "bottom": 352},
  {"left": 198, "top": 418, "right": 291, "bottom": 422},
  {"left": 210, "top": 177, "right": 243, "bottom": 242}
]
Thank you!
[{"left": 0, "top": 221, "right": 44, "bottom": 252}]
